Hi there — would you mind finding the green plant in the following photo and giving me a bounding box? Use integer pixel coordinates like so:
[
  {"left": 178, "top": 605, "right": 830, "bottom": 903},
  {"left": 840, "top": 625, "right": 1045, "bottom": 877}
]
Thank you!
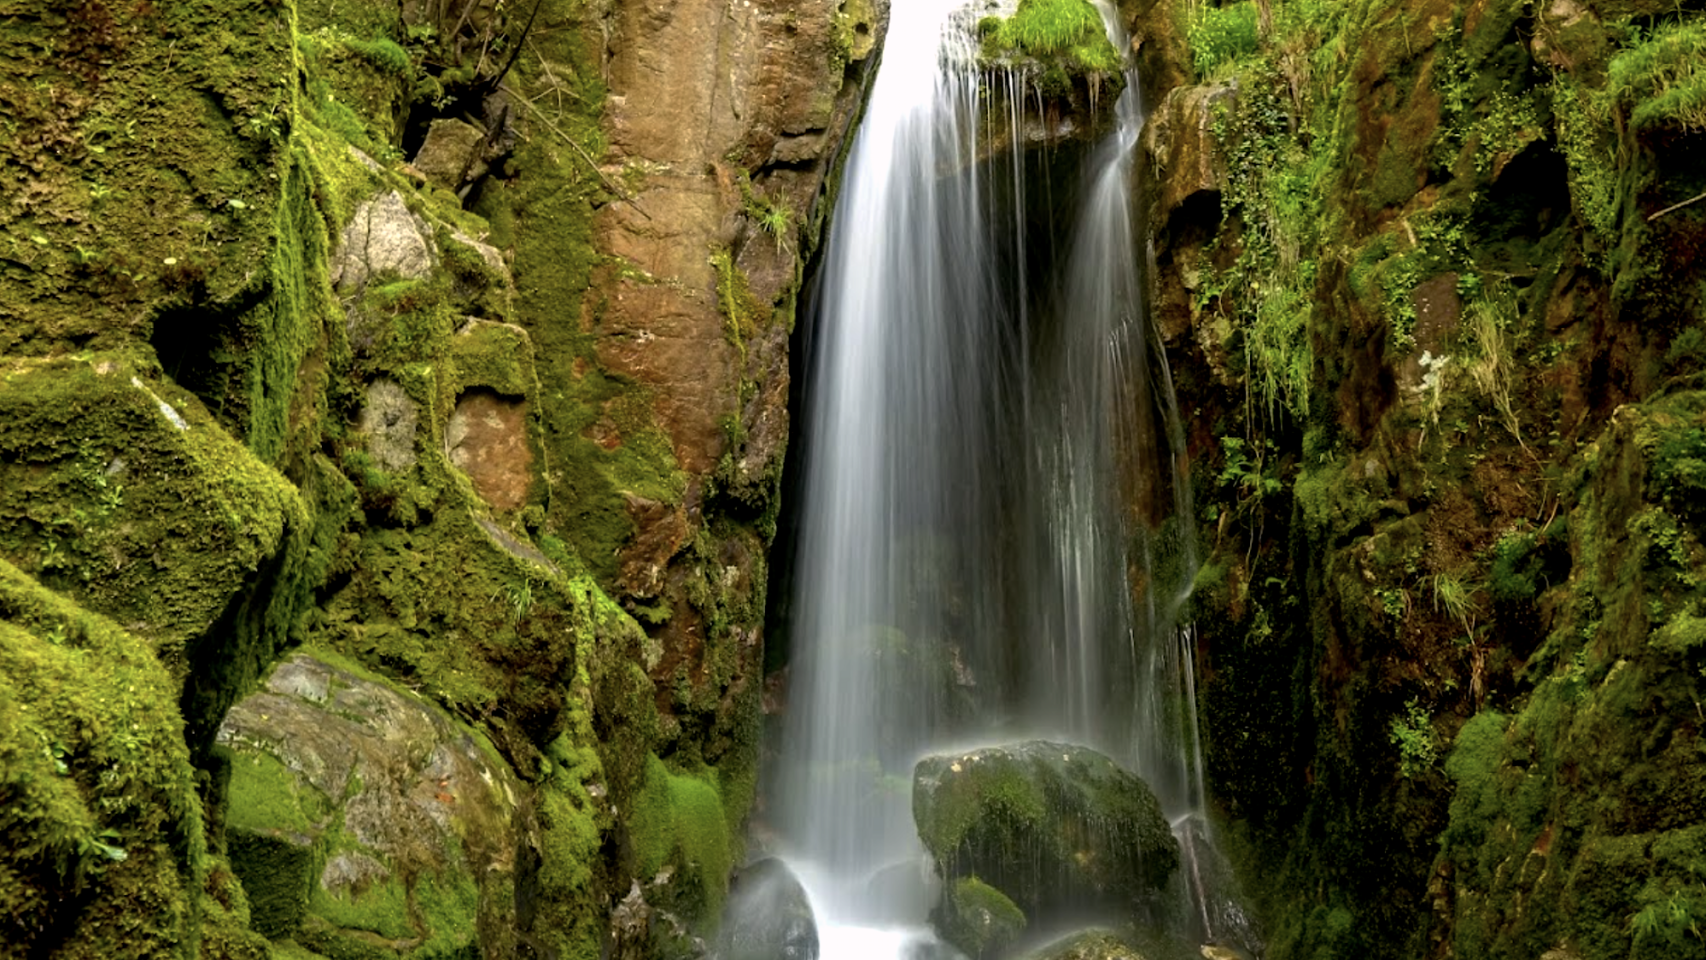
[
  {"left": 745, "top": 194, "right": 793, "bottom": 254},
  {"left": 1187, "top": 1, "right": 1260, "bottom": 78},
  {"left": 981, "top": 0, "right": 1121, "bottom": 73},
  {"left": 1607, "top": 21, "right": 1706, "bottom": 132},
  {"left": 1389, "top": 697, "right": 1439, "bottom": 778},
  {"left": 1217, "top": 436, "right": 1282, "bottom": 501},
  {"left": 1432, "top": 571, "right": 1478, "bottom": 638},
  {"left": 1461, "top": 286, "right": 1525, "bottom": 450}
]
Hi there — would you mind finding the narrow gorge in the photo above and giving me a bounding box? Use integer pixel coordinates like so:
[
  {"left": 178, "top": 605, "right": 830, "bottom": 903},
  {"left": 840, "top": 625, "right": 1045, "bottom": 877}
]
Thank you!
[{"left": 0, "top": 0, "right": 1702, "bottom": 959}]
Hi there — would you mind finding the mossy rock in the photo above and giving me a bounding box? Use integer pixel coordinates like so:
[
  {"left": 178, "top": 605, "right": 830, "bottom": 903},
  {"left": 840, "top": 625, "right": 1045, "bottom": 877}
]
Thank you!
[
  {"left": 0, "top": 559, "right": 206, "bottom": 957},
  {"left": 976, "top": 0, "right": 1127, "bottom": 106},
  {"left": 1014, "top": 929, "right": 1149, "bottom": 960},
  {"left": 0, "top": 354, "right": 312, "bottom": 755},
  {"left": 940, "top": 877, "right": 1027, "bottom": 959},
  {"left": 218, "top": 653, "right": 522, "bottom": 955},
  {"left": 912, "top": 741, "right": 1178, "bottom": 918},
  {"left": 626, "top": 753, "right": 735, "bottom": 930}
]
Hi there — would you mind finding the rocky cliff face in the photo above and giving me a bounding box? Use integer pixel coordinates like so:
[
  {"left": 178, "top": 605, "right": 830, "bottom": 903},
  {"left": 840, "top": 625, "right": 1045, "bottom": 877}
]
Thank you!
[
  {"left": 1130, "top": 0, "right": 1706, "bottom": 955},
  {"left": 0, "top": 0, "right": 882, "bottom": 956}
]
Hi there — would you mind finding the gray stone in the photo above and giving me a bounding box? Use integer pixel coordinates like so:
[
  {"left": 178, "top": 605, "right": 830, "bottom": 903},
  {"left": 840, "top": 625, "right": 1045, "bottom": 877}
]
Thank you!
[
  {"left": 412, "top": 118, "right": 488, "bottom": 191},
  {"left": 358, "top": 378, "right": 418, "bottom": 472},
  {"left": 450, "top": 229, "right": 511, "bottom": 285},
  {"left": 332, "top": 190, "right": 437, "bottom": 292},
  {"left": 217, "top": 654, "right": 522, "bottom": 950}
]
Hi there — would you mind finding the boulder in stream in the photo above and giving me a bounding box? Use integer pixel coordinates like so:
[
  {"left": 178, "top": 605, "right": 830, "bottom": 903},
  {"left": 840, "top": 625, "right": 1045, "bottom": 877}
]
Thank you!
[
  {"left": 912, "top": 741, "right": 1178, "bottom": 918},
  {"left": 716, "top": 858, "right": 819, "bottom": 960},
  {"left": 940, "top": 876, "right": 1027, "bottom": 959},
  {"left": 1016, "top": 929, "right": 1149, "bottom": 960}
]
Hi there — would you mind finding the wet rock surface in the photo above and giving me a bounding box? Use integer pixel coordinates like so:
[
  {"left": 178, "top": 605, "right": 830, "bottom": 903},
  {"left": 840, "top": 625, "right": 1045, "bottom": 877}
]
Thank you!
[
  {"left": 716, "top": 858, "right": 820, "bottom": 960},
  {"left": 912, "top": 741, "right": 1179, "bottom": 919},
  {"left": 1017, "top": 930, "right": 1150, "bottom": 960}
]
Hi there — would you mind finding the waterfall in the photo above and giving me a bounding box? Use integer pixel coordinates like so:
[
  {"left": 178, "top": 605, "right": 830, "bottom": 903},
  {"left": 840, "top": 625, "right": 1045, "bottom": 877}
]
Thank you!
[{"left": 773, "top": 0, "right": 1221, "bottom": 951}]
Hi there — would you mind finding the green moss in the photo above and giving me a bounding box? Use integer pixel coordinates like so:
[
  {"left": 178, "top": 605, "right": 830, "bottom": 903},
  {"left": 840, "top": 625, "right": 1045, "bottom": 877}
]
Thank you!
[
  {"left": 227, "top": 751, "right": 327, "bottom": 837},
  {"left": 230, "top": 829, "right": 315, "bottom": 940},
  {"left": 0, "top": 559, "right": 207, "bottom": 957},
  {"left": 1608, "top": 22, "right": 1706, "bottom": 132},
  {"left": 628, "top": 753, "right": 734, "bottom": 926},
  {"left": 943, "top": 877, "right": 1027, "bottom": 959},
  {"left": 0, "top": 355, "right": 315, "bottom": 757},
  {"left": 981, "top": 0, "right": 1122, "bottom": 73}
]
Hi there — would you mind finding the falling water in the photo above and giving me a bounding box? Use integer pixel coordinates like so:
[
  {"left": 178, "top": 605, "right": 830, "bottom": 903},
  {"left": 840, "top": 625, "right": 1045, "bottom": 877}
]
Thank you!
[{"left": 774, "top": 0, "right": 1227, "bottom": 951}]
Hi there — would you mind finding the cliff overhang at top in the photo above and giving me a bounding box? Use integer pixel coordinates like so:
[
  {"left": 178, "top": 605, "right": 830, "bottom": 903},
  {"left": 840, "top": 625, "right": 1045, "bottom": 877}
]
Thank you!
[{"left": 971, "top": 0, "right": 1130, "bottom": 143}]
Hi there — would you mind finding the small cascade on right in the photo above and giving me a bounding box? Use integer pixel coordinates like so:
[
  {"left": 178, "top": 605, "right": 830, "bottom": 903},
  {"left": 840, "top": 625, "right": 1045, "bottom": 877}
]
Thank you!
[{"left": 1036, "top": 2, "right": 1262, "bottom": 953}]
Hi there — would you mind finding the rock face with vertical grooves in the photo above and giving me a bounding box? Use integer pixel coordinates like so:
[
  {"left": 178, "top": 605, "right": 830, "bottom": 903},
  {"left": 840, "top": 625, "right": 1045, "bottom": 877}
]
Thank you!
[{"left": 912, "top": 741, "right": 1179, "bottom": 919}]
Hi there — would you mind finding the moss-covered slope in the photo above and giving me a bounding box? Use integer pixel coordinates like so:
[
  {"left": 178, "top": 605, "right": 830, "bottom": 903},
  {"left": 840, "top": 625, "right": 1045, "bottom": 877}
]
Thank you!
[
  {"left": 1132, "top": 0, "right": 1706, "bottom": 954},
  {"left": 0, "top": 0, "right": 882, "bottom": 955}
]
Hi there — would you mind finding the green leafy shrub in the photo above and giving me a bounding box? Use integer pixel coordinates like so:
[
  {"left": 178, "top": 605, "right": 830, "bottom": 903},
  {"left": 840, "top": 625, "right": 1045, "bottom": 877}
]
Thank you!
[
  {"left": 1389, "top": 697, "right": 1439, "bottom": 778},
  {"left": 1187, "top": 1, "right": 1260, "bottom": 78}
]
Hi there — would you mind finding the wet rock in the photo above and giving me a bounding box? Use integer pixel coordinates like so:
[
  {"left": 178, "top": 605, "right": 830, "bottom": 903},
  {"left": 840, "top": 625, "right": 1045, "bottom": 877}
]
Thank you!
[
  {"left": 912, "top": 741, "right": 1178, "bottom": 919},
  {"left": 332, "top": 190, "right": 437, "bottom": 292},
  {"left": 1145, "top": 83, "right": 1236, "bottom": 227},
  {"left": 446, "top": 388, "right": 532, "bottom": 511},
  {"left": 358, "top": 378, "right": 418, "bottom": 471},
  {"left": 940, "top": 877, "right": 1026, "bottom": 959},
  {"left": 217, "top": 653, "right": 523, "bottom": 953},
  {"left": 1018, "top": 930, "right": 1149, "bottom": 960},
  {"left": 412, "top": 117, "right": 488, "bottom": 192},
  {"left": 973, "top": 0, "right": 1128, "bottom": 146},
  {"left": 716, "top": 858, "right": 819, "bottom": 960}
]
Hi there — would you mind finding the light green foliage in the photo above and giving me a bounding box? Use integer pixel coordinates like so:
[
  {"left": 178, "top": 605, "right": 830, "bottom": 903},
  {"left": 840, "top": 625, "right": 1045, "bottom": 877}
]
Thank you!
[
  {"left": 1200, "top": 77, "right": 1324, "bottom": 420},
  {"left": 1217, "top": 436, "right": 1283, "bottom": 504},
  {"left": 742, "top": 179, "right": 795, "bottom": 254},
  {"left": 1431, "top": 571, "right": 1477, "bottom": 639},
  {"left": 980, "top": 0, "right": 1122, "bottom": 73},
  {"left": 1460, "top": 284, "right": 1525, "bottom": 449},
  {"left": 1552, "top": 77, "right": 1621, "bottom": 253},
  {"left": 1388, "top": 697, "right": 1438, "bottom": 778},
  {"left": 1186, "top": 1, "right": 1260, "bottom": 78},
  {"left": 1608, "top": 21, "right": 1706, "bottom": 132}
]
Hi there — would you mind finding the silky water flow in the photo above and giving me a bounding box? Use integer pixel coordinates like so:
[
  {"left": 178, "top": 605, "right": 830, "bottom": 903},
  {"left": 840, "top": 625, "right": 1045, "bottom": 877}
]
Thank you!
[{"left": 770, "top": 2, "right": 1243, "bottom": 954}]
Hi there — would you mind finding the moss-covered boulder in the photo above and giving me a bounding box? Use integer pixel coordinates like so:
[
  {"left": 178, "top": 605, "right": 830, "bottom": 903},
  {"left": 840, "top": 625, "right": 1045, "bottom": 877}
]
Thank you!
[
  {"left": 0, "top": 559, "right": 268, "bottom": 958},
  {"left": 1015, "top": 930, "right": 1149, "bottom": 960},
  {"left": 912, "top": 741, "right": 1178, "bottom": 921},
  {"left": 0, "top": 354, "right": 312, "bottom": 757},
  {"left": 941, "top": 877, "right": 1028, "bottom": 959},
  {"left": 216, "top": 652, "right": 524, "bottom": 956}
]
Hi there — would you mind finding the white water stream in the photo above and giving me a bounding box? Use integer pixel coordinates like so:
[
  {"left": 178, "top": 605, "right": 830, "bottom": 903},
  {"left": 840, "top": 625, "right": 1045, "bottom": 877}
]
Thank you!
[{"left": 774, "top": 2, "right": 1220, "bottom": 953}]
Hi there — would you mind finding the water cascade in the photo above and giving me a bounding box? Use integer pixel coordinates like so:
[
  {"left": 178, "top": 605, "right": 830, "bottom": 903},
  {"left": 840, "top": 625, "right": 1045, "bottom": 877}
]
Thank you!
[{"left": 773, "top": 0, "right": 1224, "bottom": 952}]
